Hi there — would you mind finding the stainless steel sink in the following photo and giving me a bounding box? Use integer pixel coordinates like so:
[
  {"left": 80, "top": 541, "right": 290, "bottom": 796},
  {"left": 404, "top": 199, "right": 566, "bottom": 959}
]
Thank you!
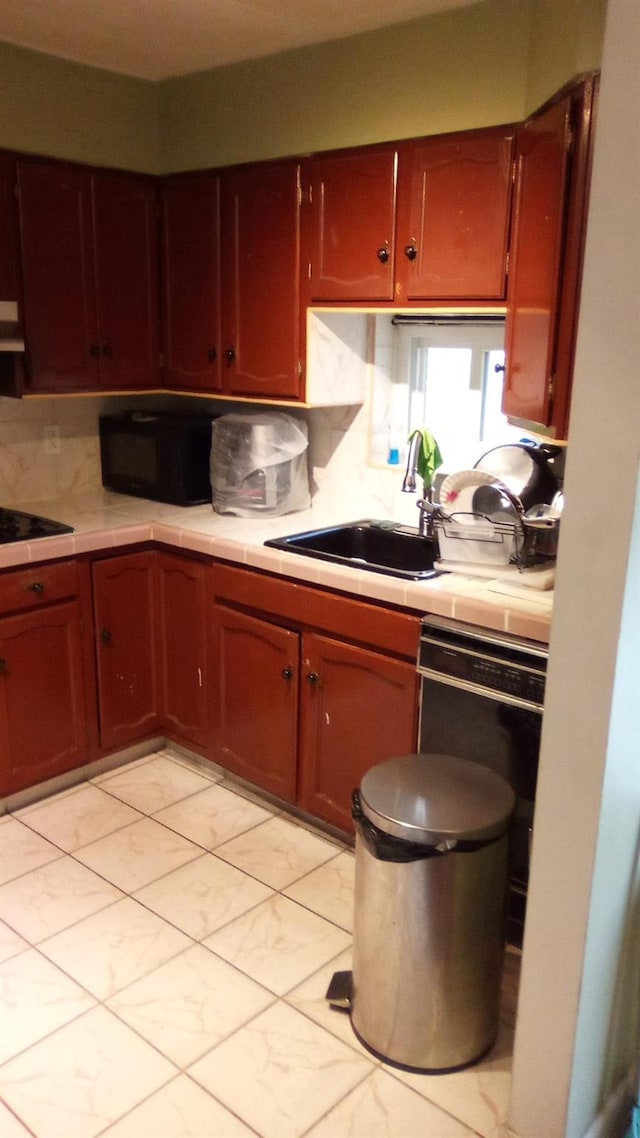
[{"left": 264, "top": 519, "right": 439, "bottom": 580}]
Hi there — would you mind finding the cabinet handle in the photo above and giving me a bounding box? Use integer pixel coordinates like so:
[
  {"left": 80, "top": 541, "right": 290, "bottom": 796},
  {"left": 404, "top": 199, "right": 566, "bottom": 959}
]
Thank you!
[
  {"left": 494, "top": 362, "right": 506, "bottom": 373},
  {"left": 281, "top": 666, "right": 294, "bottom": 681},
  {"left": 0, "top": 657, "right": 7, "bottom": 675},
  {"left": 225, "top": 348, "right": 236, "bottom": 363},
  {"left": 100, "top": 628, "right": 112, "bottom": 643},
  {"left": 404, "top": 244, "right": 418, "bottom": 261},
  {"left": 376, "top": 246, "right": 390, "bottom": 264},
  {"left": 89, "top": 343, "right": 100, "bottom": 358},
  {"left": 207, "top": 347, "right": 218, "bottom": 362},
  {"left": 102, "top": 344, "right": 113, "bottom": 358},
  {"left": 306, "top": 671, "right": 319, "bottom": 686},
  {"left": 27, "top": 581, "right": 45, "bottom": 594}
]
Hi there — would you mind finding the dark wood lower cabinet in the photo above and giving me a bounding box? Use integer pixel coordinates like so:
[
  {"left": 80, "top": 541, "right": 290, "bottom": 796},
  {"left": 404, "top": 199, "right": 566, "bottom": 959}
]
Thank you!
[
  {"left": 92, "top": 551, "right": 161, "bottom": 751},
  {"left": 157, "top": 551, "right": 208, "bottom": 752},
  {"left": 298, "top": 633, "right": 419, "bottom": 831},
  {"left": 212, "top": 605, "right": 299, "bottom": 802},
  {"left": 0, "top": 599, "right": 90, "bottom": 795}
]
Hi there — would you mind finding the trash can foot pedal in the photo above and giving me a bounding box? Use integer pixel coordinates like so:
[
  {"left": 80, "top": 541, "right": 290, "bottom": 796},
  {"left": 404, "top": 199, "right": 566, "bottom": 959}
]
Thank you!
[{"left": 325, "top": 970, "right": 352, "bottom": 1011}]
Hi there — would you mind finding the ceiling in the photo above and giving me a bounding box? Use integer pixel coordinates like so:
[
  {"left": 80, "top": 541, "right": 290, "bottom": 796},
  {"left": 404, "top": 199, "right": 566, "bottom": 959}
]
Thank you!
[{"left": 0, "top": 0, "right": 484, "bottom": 81}]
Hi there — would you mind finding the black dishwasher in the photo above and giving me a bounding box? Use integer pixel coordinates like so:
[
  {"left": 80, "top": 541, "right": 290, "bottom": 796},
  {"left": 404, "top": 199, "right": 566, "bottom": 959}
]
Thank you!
[{"left": 417, "top": 615, "right": 547, "bottom": 945}]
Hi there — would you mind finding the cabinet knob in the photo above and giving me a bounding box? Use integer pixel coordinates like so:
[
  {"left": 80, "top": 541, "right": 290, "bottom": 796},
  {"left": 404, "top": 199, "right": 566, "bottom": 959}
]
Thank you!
[
  {"left": 404, "top": 244, "right": 418, "bottom": 262},
  {"left": 306, "top": 671, "right": 319, "bottom": 686},
  {"left": 0, "top": 657, "right": 7, "bottom": 675},
  {"left": 225, "top": 348, "right": 236, "bottom": 363},
  {"left": 376, "top": 246, "right": 390, "bottom": 264},
  {"left": 207, "top": 347, "right": 218, "bottom": 363},
  {"left": 27, "top": 581, "right": 45, "bottom": 594},
  {"left": 102, "top": 344, "right": 113, "bottom": 359},
  {"left": 494, "top": 362, "right": 506, "bottom": 373},
  {"left": 281, "top": 666, "right": 294, "bottom": 681},
  {"left": 100, "top": 628, "right": 112, "bottom": 643}
]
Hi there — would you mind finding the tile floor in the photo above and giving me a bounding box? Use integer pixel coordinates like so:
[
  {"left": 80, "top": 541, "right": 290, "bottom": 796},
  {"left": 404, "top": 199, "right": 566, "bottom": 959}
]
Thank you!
[{"left": 0, "top": 749, "right": 520, "bottom": 1138}]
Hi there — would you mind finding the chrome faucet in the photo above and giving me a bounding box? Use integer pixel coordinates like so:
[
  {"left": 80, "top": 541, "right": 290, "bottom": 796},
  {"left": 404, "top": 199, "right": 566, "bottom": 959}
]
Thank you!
[{"left": 402, "top": 433, "right": 436, "bottom": 538}]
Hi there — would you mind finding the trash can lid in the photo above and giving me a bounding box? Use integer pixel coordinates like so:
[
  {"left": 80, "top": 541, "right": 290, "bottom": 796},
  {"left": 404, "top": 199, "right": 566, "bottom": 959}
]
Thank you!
[{"left": 359, "top": 753, "right": 516, "bottom": 845}]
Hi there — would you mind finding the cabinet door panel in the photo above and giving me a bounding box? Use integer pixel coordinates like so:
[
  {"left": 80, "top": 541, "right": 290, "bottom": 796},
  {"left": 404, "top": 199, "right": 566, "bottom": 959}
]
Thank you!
[
  {"left": 222, "top": 161, "right": 302, "bottom": 398},
  {"left": 92, "top": 553, "right": 160, "bottom": 751},
  {"left": 92, "top": 171, "right": 159, "bottom": 390},
  {"left": 0, "top": 150, "right": 19, "bottom": 303},
  {"left": 396, "top": 129, "right": 513, "bottom": 301},
  {"left": 18, "top": 159, "right": 98, "bottom": 391},
  {"left": 157, "top": 552, "right": 207, "bottom": 749},
  {"left": 0, "top": 601, "right": 88, "bottom": 795},
  {"left": 161, "top": 172, "right": 222, "bottom": 392},
  {"left": 299, "top": 633, "right": 418, "bottom": 831},
  {"left": 503, "top": 99, "right": 571, "bottom": 426},
  {"left": 308, "top": 147, "right": 396, "bottom": 301},
  {"left": 213, "top": 606, "right": 298, "bottom": 801}
]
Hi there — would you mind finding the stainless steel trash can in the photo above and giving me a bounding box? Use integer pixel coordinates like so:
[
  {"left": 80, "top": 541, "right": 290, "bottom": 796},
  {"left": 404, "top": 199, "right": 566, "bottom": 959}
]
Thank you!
[{"left": 350, "top": 752, "right": 515, "bottom": 1073}]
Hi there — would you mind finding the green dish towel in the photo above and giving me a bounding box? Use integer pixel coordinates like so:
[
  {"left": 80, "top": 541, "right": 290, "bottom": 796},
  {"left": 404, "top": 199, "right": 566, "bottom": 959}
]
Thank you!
[{"left": 408, "top": 427, "right": 443, "bottom": 489}]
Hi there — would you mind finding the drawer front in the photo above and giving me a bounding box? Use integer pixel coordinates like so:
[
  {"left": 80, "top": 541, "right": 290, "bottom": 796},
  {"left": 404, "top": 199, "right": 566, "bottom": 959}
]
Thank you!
[{"left": 0, "top": 560, "right": 79, "bottom": 615}]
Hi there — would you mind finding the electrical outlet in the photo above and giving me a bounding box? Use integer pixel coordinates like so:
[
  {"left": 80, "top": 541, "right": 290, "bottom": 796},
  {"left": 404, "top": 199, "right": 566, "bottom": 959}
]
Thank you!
[{"left": 44, "top": 425, "right": 60, "bottom": 455}]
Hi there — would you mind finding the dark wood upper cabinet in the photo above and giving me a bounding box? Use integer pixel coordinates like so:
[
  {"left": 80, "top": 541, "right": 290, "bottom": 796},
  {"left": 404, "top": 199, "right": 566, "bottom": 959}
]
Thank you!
[
  {"left": 307, "top": 145, "right": 397, "bottom": 302},
  {"left": 161, "top": 171, "right": 222, "bottom": 392},
  {"left": 395, "top": 127, "right": 514, "bottom": 302},
  {"left": 221, "top": 159, "right": 303, "bottom": 399},
  {"left": 92, "top": 170, "right": 159, "bottom": 390},
  {"left": 0, "top": 150, "right": 19, "bottom": 302},
  {"left": 17, "top": 158, "right": 159, "bottom": 393},
  {"left": 503, "top": 76, "right": 598, "bottom": 435}
]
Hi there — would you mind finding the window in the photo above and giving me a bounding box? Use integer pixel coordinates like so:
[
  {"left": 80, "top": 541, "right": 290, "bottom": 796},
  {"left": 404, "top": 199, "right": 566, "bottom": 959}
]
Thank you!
[{"left": 371, "top": 316, "right": 523, "bottom": 472}]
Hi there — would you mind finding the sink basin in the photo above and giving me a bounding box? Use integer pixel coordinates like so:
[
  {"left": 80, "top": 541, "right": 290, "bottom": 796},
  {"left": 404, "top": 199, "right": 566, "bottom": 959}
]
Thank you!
[{"left": 265, "top": 520, "right": 439, "bottom": 580}]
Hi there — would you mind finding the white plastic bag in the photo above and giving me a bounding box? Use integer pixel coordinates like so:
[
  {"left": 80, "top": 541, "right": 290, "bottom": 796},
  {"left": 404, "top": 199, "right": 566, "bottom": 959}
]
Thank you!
[{"left": 210, "top": 411, "right": 310, "bottom": 517}]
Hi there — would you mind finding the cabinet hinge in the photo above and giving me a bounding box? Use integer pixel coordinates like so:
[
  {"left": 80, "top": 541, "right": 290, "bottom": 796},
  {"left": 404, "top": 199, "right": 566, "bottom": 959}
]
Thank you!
[
  {"left": 547, "top": 373, "right": 556, "bottom": 401},
  {"left": 566, "top": 126, "right": 574, "bottom": 154},
  {"left": 505, "top": 250, "right": 510, "bottom": 277},
  {"left": 511, "top": 158, "right": 517, "bottom": 185},
  {"left": 307, "top": 262, "right": 312, "bottom": 281},
  {"left": 297, "top": 359, "right": 303, "bottom": 380}
]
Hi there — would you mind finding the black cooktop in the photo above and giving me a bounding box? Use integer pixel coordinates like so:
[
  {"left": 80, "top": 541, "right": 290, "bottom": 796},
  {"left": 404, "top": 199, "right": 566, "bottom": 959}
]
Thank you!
[{"left": 0, "top": 507, "right": 75, "bottom": 544}]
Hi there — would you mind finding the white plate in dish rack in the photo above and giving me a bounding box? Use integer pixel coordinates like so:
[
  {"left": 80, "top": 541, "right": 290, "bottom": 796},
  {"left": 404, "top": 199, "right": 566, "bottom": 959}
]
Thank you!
[{"left": 438, "top": 469, "right": 496, "bottom": 514}]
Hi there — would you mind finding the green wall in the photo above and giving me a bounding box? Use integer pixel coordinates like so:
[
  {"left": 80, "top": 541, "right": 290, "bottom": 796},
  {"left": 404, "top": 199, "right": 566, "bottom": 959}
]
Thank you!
[
  {"left": 0, "top": 0, "right": 606, "bottom": 176},
  {"left": 159, "top": 0, "right": 533, "bottom": 172},
  {"left": 0, "top": 41, "right": 160, "bottom": 172}
]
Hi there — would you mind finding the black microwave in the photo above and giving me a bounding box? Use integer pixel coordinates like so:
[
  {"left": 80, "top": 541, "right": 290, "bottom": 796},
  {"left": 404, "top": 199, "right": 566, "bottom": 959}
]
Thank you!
[{"left": 99, "top": 411, "right": 215, "bottom": 505}]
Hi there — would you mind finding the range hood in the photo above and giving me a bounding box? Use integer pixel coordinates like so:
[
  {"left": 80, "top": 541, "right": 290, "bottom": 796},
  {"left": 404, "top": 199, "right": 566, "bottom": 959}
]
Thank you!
[{"left": 0, "top": 301, "right": 25, "bottom": 351}]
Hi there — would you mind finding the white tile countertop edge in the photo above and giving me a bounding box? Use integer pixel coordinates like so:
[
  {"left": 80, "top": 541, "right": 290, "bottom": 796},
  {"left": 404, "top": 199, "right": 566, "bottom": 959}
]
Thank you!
[{"left": 0, "top": 490, "right": 553, "bottom": 642}]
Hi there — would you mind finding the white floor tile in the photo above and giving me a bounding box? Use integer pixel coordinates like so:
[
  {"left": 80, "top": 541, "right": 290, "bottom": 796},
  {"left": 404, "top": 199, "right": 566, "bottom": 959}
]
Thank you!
[
  {"left": 284, "top": 849, "right": 355, "bottom": 931},
  {"left": 0, "top": 1100, "right": 33, "bottom": 1138},
  {"left": 100, "top": 1073, "right": 256, "bottom": 1138},
  {"left": 189, "top": 1000, "right": 373, "bottom": 1138},
  {"left": 0, "top": 920, "right": 29, "bottom": 964},
  {"left": 0, "top": 947, "right": 95, "bottom": 1064},
  {"left": 0, "top": 856, "right": 123, "bottom": 942},
  {"left": 0, "top": 1005, "right": 176, "bottom": 1138},
  {"left": 0, "top": 816, "right": 63, "bottom": 884},
  {"left": 107, "top": 943, "right": 274, "bottom": 1066},
  {"left": 216, "top": 813, "right": 340, "bottom": 889},
  {"left": 73, "top": 815, "right": 203, "bottom": 892},
  {"left": 285, "top": 947, "right": 369, "bottom": 1055},
  {"left": 38, "top": 896, "right": 191, "bottom": 999},
  {"left": 13, "top": 783, "right": 143, "bottom": 852},
  {"left": 95, "top": 754, "right": 215, "bottom": 814},
  {"left": 204, "top": 893, "right": 351, "bottom": 995},
  {"left": 134, "top": 853, "right": 272, "bottom": 940},
  {"left": 306, "top": 1066, "right": 479, "bottom": 1137},
  {"left": 153, "top": 782, "right": 273, "bottom": 848}
]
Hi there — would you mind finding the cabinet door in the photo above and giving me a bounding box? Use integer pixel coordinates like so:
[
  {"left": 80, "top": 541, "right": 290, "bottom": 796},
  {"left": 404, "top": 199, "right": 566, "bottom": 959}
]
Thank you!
[
  {"left": 307, "top": 146, "right": 397, "bottom": 301},
  {"left": 157, "top": 552, "right": 208, "bottom": 750},
  {"left": 0, "top": 150, "right": 19, "bottom": 303},
  {"left": 222, "top": 160, "right": 302, "bottom": 398},
  {"left": 298, "top": 633, "right": 418, "bottom": 831},
  {"left": 92, "top": 171, "right": 159, "bottom": 390},
  {"left": 502, "top": 98, "right": 571, "bottom": 427},
  {"left": 0, "top": 601, "right": 89, "bottom": 796},
  {"left": 161, "top": 172, "right": 222, "bottom": 392},
  {"left": 396, "top": 128, "right": 513, "bottom": 301},
  {"left": 212, "top": 605, "right": 298, "bottom": 802},
  {"left": 92, "top": 552, "right": 160, "bottom": 751},
  {"left": 17, "top": 158, "right": 99, "bottom": 391}
]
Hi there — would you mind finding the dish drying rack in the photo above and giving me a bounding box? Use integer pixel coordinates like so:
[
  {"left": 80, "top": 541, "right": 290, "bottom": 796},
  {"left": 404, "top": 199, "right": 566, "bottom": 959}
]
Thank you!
[{"left": 431, "top": 507, "right": 526, "bottom": 569}]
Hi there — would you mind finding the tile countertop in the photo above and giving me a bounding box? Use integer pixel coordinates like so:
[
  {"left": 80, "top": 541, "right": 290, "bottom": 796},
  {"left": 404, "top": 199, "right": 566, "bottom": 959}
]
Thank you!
[{"left": 0, "top": 490, "right": 553, "bottom": 644}]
